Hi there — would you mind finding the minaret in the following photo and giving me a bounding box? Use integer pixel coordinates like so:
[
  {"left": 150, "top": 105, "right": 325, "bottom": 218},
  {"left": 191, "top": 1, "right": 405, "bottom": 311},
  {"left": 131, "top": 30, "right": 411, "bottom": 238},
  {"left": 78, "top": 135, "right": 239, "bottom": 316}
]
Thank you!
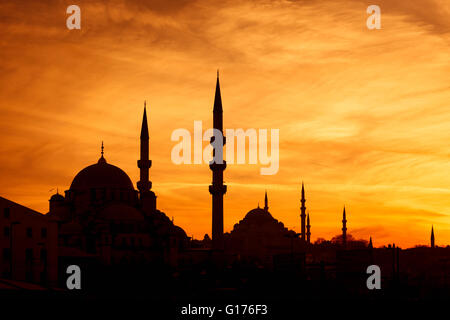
[
  {"left": 300, "top": 182, "right": 306, "bottom": 241},
  {"left": 342, "top": 206, "right": 347, "bottom": 248},
  {"left": 368, "top": 236, "right": 373, "bottom": 249},
  {"left": 264, "top": 190, "right": 268, "bottom": 212},
  {"left": 431, "top": 225, "right": 435, "bottom": 248},
  {"left": 137, "top": 102, "right": 156, "bottom": 212},
  {"left": 306, "top": 212, "right": 311, "bottom": 244},
  {"left": 209, "top": 72, "right": 227, "bottom": 251}
]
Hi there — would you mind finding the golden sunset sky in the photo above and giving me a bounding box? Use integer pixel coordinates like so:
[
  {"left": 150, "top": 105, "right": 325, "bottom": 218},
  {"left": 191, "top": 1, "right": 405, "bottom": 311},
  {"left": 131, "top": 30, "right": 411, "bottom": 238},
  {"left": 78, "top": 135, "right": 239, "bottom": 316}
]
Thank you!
[{"left": 0, "top": 0, "right": 449, "bottom": 247}]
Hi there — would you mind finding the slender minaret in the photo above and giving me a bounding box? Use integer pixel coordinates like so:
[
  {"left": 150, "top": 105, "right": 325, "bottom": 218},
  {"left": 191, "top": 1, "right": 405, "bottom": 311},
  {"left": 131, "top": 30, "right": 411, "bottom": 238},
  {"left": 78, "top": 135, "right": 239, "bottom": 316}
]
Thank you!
[
  {"left": 264, "top": 190, "right": 269, "bottom": 212},
  {"left": 368, "top": 236, "right": 373, "bottom": 249},
  {"left": 306, "top": 212, "right": 311, "bottom": 244},
  {"left": 137, "top": 102, "right": 156, "bottom": 212},
  {"left": 342, "top": 206, "right": 347, "bottom": 248},
  {"left": 431, "top": 225, "right": 435, "bottom": 248},
  {"left": 209, "top": 72, "right": 227, "bottom": 251},
  {"left": 300, "top": 182, "right": 306, "bottom": 241}
]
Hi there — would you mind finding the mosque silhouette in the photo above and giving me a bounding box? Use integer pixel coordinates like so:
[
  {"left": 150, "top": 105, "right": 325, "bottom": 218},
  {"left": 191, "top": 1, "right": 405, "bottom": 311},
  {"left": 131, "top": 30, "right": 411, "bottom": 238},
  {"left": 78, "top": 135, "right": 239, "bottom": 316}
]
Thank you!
[{"left": 0, "top": 74, "right": 449, "bottom": 302}]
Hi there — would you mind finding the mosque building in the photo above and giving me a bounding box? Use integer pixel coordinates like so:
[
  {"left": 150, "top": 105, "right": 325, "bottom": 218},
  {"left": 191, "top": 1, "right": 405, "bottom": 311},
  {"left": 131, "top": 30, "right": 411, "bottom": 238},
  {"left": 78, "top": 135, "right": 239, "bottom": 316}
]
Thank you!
[
  {"left": 47, "top": 103, "right": 189, "bottom": 269},
  {"left": 2, "top": 73, "right": 440, "bottom": 290}
]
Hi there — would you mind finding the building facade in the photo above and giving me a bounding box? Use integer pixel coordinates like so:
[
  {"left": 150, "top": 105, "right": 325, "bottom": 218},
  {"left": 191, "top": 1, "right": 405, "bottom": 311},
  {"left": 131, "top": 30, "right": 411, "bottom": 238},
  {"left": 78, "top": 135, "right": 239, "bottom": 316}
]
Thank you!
[{"left": 0, "top": 196, "right": 58, "bottom": 286}]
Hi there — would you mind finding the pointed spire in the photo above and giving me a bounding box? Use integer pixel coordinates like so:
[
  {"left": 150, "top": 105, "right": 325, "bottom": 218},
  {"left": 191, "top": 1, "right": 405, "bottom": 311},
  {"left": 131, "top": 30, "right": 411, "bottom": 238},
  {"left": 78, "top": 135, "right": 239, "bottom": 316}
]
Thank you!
[
  {"left": 213, "top": 70, "right": 222, "bottom": 113},
  {"left": 101, "top": 141, "right": 104, "bottom": 157},
  {"left": 369, "top": 236, "right": 373, "bottom": 249},
  {"left": 431, "top": 225, "right": 435, "bottom": 248},
  {"left": 342, "top": 206, "right": 347, "bottom": 248},
  {"left": 264, "top": 190, "right": 268, "bottom": 212},
  {"left": 300, "top": 181, "right": 306, "bottom": 241},
  {"left": 301, "top": 181, "right": 305, "bottom": 199},
  {"left": 140, "top": 102, "right": 149, "bottom": 139}
]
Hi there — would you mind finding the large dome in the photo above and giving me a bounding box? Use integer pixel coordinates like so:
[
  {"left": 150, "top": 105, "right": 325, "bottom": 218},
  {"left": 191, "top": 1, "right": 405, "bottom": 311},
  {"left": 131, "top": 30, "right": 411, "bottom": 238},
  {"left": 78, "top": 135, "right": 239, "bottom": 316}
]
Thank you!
[
  {"left": 70, "top": 156, "right": 134, "bottom": 191},
  {"left": 243, "top": 207, "right": 276, "bottom": 222},
  {"left": 230, "top": 206, "right": 289, "bottom": 234}
]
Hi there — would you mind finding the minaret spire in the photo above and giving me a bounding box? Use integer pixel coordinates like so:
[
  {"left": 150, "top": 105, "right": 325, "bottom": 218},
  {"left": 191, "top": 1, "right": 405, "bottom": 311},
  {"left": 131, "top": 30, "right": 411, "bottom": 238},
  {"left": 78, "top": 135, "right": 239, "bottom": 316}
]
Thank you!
[
  {"left": 342, "top": 206, "right": 347, "bottom": 248},
  {"left": 209, "top": 72, "right": 227, "bottom": 251},
  {"left": 213, "top": 71, "right": 223, "bottom": 114},
  {"left": 140, "top": 102, "right": 149, "bottom": 139},
  {"left": 431, "top": 225, "right": 435, "bottom": 248},
  {"left": 368, "top": 236, "right": 373, "bottom": 249},
  {"left": 300, "top": 181, "right": 306, "bottom": 241},
  {"left": 137, "top": 102, "right": 152, "bottom": 193},
  {"left": 306, "top": 212, "right": 311, "bottom": 244},
  {"left": 264, "top": 190, "right": 268, "bottom": 212}
]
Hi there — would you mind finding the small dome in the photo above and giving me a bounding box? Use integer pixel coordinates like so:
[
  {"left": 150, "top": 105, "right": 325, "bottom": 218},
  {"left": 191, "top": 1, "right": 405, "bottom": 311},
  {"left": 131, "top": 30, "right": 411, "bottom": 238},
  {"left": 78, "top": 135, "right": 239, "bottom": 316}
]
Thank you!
[
  {"left": 230, "top": 206, "right": 286, "bottom": 233},
  {"left": 50, "top": 193, "right": 65, "bottom": 201},
  {"left": 70, "top": 156, "right": 134, "bottom": 191}
]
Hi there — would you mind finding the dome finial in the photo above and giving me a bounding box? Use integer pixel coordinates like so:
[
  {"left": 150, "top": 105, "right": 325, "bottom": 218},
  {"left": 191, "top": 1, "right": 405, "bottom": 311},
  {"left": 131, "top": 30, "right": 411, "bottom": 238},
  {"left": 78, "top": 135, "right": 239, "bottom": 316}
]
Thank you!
[{"left": 98, "top": 141, "right": 107, "bottom": 164}]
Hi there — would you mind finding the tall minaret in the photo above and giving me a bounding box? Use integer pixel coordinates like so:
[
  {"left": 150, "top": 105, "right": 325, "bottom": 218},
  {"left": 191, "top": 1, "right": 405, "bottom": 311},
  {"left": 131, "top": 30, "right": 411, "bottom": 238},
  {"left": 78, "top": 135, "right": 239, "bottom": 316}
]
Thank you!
[
  {"left": 300, "top": 182, "right": 306, "bottom": 241},
  {"left": 431, "top": 225, "right": 435, "bottom": 248},
  {"left": 306, "top": 212, "right": 311, "bottom": 244},
  {"left": 209, "top": 72, "right": 227, "bottom": 251},
  {"left": 264, "top": 190, "right": 269, "bottom": 212},
  {"left": 368, "top": 236, "right": 373, "bottom": 249},
  {"left": 342, "top": 206, "right": 347, "bottom": 248},
  {"left": 137, "top": 102, "right": 156, "bottom": 212}
]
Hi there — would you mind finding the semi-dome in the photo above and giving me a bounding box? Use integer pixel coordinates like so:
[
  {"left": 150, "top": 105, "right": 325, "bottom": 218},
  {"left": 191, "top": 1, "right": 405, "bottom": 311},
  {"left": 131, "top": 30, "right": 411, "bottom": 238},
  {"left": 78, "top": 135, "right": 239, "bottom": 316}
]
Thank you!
[{"left": 70, "top": 156, "right": 134, "bottom": 191}]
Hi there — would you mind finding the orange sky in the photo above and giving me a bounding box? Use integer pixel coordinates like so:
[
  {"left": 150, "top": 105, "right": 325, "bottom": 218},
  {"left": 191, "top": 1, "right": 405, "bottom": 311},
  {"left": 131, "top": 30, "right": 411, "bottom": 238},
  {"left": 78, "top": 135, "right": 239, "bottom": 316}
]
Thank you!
[{"left": 0, "top": 0, "right": 449, "bottom": 248}]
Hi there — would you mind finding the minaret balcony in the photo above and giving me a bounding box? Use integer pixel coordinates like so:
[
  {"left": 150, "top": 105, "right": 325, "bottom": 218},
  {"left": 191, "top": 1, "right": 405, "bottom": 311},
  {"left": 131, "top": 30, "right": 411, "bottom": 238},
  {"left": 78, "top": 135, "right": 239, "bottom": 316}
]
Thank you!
[
  {"left": 137, "top": 159, "right": 152, "bottom": 169},
  {"left": 209, "top": 162, "right": 227, "bottom": 171},
  {"left": 209, "top": 185, "right": 227, "bottom": 195}
]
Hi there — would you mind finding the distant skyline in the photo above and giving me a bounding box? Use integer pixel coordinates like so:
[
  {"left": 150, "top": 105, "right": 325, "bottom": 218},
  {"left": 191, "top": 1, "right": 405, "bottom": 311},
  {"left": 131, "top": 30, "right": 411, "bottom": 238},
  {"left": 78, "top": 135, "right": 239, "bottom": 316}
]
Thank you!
[{"left": 0, "top": 0, "right": 449, "bottom": 247}]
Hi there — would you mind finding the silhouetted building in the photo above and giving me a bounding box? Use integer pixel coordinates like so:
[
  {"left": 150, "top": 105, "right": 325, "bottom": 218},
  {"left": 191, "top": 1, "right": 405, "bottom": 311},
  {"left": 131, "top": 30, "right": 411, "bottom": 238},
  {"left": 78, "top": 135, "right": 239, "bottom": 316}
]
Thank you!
[
  {"left": 224, "top": 193, "right": 303, "bottom": 267},
  {"left": 209, "top": 72, "right": 227, "bottom": 251},
  {"left": 0, "top": 197, "right": 58, "bottom": 286},
  {"left": 47, "top": 105, "right": 188, "bottom": 270}
]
